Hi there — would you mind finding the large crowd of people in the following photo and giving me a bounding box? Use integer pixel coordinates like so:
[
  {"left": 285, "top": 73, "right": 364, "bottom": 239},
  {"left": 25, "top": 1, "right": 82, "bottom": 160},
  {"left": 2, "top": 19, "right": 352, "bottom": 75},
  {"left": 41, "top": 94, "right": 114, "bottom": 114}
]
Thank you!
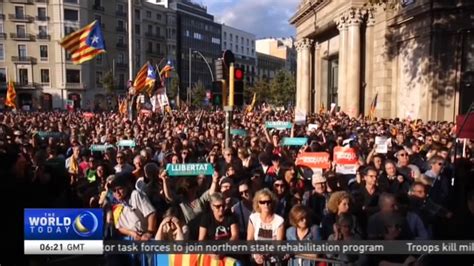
[{"left": 0, "top": 106, "right": 473, "bottom": 266}]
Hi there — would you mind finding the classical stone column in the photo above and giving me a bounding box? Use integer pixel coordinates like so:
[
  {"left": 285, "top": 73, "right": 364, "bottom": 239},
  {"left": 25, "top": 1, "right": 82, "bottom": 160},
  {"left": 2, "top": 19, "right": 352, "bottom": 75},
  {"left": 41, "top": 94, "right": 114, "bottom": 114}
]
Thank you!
[
  {"left": 314, "top": 42, "right": 322, "bottom": 112},
  {"left": 346, "top": 8, "right": 363, "bottom": 117},
  {"left": 295, "top": 41, "right": 304, "bottom": 111},
  {"left": 364, "top": 9, "right": 375, "bottom": 116},
  {"left": 335, "top": 15, "right": 348, "bottom": 112},
  {"left": 300, "top": 38, "right": 313, "bottom": 113}
]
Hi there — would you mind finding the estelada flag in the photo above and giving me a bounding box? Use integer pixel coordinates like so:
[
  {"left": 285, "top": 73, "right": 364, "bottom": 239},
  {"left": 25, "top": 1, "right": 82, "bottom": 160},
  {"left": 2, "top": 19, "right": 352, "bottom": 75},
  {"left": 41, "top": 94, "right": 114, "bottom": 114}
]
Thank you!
[
  {"left": 5, "top": 80, "right": 17, "bottom": 109},
  {"left": 155, "top": 253, "right": 239, "bottom": 266},
  {"left": 369, "top": 92, "right": 378, "bottom": 120},
  {"left": 59, "top": 20, "right": 106, "bottom": 65},
  {"left": 160, "top": 61, "right": 174, "bottom": 78},
  {"left": 133, "top": 62, "right": 156, "bottom": 94}
]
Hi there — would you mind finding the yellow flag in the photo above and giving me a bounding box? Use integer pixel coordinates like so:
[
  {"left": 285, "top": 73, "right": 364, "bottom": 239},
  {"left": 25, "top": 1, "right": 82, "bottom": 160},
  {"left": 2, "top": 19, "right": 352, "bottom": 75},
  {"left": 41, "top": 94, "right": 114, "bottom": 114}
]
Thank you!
[{"left": 246, "top": 93, "right": 256, "bottom": 113}]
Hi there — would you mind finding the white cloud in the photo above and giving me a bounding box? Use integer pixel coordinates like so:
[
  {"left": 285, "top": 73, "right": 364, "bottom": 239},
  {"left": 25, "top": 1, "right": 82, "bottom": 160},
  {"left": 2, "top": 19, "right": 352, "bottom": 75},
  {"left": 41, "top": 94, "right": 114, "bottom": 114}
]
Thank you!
[{"left": 206, "top": 0, "right": 299, "bottom": 38}]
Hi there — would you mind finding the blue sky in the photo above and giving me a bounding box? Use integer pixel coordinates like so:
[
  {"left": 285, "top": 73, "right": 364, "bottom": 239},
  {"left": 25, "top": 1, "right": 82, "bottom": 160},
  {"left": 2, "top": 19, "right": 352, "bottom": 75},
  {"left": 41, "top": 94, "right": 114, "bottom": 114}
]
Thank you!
[{"left": 205, "top": 0, "right": 299, "bottom": 38}]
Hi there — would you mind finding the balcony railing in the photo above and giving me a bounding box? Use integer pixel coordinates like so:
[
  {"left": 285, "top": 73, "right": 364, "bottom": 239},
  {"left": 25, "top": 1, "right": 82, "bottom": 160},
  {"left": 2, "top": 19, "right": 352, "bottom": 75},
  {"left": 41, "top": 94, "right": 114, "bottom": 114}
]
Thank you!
[
  {"left": 146, "top": 50, "right": 163, "bottom": 57},
  {"left": 9, "top": 0, "right": 33, "bottom": 3},
  {"left": 116, "top": 26, "right": 126, "bottom": 33},
  {"left": 8, "top": 14, "right": 34, "bottom": 22},
  {"left": 10, "top": 33, "right": 35, "bottom": 41},
  {"left": 116, "top": 10, "right": 126, "bottom": 17},
  {"left": 116, "top": 42, "right": 127, "bottom": 49},
  {"left": 14, "top": 82, "right": 39, "bottom": 89},
  {"left": 145, "top": 33, "right": 166, "bottom": 41},
  {"left": 0, "top": 14, "right": 4, "bottom": 20},
  {"left": 65, "top": 83, "right": 83, "bottom": 89},
  {"left": 93, "top": 5, "right": 105, "bottom": 12},
  {"left": 115, "top": 63, "right": 128, "bottom": 69},
  {"left": 0, "top": 33, "right": 6, "bottom": 40},
  {"left": 12, "top": 56, "right": 37, "bottom": 64},
  {"left": 37, "top": 34, "right": 50, "bottom": 40},
  {"left": 35, "top": 15, "right": 49, "bottom": 21}
]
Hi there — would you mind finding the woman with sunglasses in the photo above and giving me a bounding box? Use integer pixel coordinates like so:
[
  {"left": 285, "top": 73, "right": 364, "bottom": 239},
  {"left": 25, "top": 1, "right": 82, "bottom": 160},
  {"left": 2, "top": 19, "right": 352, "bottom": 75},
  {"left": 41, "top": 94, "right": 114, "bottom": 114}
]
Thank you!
[
  {"left": 248, "top": 188, "right": 285, "bottom": 265},
  {"left": 199, "top": 192, "right": 239, "bottom": 241}
]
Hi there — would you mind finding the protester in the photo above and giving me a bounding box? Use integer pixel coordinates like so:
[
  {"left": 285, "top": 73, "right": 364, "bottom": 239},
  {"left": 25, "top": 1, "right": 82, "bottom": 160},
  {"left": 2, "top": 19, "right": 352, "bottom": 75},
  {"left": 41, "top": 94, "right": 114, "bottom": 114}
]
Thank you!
[{"left": 1, "top": 106, "right": 471, "bottom": 266}]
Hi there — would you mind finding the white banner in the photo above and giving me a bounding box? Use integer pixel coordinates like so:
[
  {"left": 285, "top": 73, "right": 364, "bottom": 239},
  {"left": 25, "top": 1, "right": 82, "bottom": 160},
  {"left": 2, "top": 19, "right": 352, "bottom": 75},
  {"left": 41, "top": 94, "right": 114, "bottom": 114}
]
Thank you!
[
  {"left": 295, "top": 110, "right": 306, "bottom": 125},
  {"left": 336, "top": 164, "right": 358, "bottom": 175},
  {"left": 375, "top": 136, "right": 391, "bottom": 154}
]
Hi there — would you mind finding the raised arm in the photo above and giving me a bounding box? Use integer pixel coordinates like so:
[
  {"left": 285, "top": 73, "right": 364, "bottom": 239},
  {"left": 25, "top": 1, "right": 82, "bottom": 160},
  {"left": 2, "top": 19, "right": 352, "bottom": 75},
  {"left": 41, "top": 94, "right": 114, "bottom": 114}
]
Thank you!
[
  {"left": 209, "top": 171, "right": 219, "bottom": 195},
  {"left": 159, "top": 170, "right": 173, "bottom": 203}
]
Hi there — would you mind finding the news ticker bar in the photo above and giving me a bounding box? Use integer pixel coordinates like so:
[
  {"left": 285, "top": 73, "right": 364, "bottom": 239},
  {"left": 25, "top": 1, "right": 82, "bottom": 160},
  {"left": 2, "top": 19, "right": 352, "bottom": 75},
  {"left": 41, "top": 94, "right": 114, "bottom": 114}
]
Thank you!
[{"left": 24, "top": 240, "right": 474, "bottom": 255}]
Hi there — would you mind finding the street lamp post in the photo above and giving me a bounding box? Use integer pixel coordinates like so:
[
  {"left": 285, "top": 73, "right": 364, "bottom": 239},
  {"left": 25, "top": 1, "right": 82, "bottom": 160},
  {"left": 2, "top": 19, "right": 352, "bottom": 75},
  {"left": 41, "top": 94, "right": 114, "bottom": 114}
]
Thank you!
[
  {"left": 193, "top": 50, "right": 214, "bottom": 82},
  {"left": 188, "top": 48, "right": 191, "bottom": 106},
  {"left": 188, "top": 49, "right": 214, "bottom": 106}
]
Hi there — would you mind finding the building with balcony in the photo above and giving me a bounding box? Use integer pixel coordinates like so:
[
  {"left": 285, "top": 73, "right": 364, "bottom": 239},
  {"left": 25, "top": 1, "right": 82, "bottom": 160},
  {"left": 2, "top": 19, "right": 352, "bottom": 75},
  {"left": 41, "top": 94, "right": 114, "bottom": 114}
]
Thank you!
[
  {"left": 221, "top": 24, "right": 256, "bottom": 85},
  {"left": 153, "top": 0, "right": 221, "bottom": 101},
  {"left": 0, "top": 0, "right": 177, "bottom": 111},
  {"left": 290, "top": 0, "right": 474, "bottom": 120},
  {"left": 256, "top": 52, "right": 286, "bottom": 80},
  {"left": 256, "top": 37, "right": 297, "bottom": 76}
]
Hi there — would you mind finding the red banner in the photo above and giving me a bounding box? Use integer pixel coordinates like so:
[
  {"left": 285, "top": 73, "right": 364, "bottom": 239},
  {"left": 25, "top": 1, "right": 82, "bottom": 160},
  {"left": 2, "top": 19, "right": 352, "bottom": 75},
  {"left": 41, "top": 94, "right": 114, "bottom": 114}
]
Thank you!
[
  {"left": 456, "top": 115, "right": 474, "bottom": 139},
  {"left": 295, "top": 152, "right": 331, "bottom": 169},
  {"left": 333, "top": 146, "right": 358, "bottom": 165},
  {"left": 83, "top": 112, "right": 95, "bottom": 119}
]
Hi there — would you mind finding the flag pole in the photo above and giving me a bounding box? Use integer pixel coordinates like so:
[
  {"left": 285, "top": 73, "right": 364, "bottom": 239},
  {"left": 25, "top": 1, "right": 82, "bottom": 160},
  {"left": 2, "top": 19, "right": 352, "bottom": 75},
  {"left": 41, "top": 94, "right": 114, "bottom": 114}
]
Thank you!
[{"left": 128, "top": 0, "right": 134, "bottom": 81}]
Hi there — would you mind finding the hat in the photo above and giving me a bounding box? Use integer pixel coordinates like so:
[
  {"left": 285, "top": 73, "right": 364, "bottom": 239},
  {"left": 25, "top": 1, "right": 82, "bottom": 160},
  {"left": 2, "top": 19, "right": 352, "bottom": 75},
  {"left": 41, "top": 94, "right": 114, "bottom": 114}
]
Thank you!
[
  {"left": 312, "top": 173, "right": 326, "bottom": 183},
  {"left": 109, "top": 173, "right": 131, "bottom": 188},
  {"left": 220, "top": 177, "right": 233, "bottom": 186}
]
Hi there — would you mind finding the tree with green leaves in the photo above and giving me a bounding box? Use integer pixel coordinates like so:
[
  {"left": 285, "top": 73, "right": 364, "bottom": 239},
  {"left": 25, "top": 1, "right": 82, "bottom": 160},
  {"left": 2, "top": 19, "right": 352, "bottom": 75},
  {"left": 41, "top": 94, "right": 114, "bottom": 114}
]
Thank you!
[
  {"left": 250, "top": 78, "right": 271, "bottom": 104},
  {"left": 101, "top": 71, "right": 115, "bottom": 94},
  {"left": 192, "top": 80, "right": 206, "bottom": 107},
  {"left": 269, "top": 70, "right": 296, "bottom": 106},
  {"left": 168, "top": 76, "right": 180, "bottom": 99}
]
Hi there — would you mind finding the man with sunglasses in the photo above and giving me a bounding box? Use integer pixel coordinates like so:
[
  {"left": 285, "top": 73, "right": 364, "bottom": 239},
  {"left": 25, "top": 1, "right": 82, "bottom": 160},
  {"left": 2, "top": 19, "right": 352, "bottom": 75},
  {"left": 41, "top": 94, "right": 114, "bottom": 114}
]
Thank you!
[
  {"left": 396, "top": 149, "right": 419, "bottom": 183},
  {"left": 232, "top": 181, "right": 253, "bottom": 240}
]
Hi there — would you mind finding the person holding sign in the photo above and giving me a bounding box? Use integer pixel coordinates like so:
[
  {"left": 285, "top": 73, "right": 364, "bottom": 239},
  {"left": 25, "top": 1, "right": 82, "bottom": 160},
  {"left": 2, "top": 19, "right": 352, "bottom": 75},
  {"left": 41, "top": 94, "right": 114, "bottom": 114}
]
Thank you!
[{"left": 171, "top": 171, "right": 220, "bottom": 240}]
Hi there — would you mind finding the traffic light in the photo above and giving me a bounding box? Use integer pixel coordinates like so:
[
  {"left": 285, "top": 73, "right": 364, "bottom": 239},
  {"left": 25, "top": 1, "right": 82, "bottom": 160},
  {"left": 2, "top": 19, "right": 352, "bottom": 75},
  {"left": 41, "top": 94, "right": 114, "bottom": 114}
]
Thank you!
[
  {"left": 234, "top": 67, "right": 244, "bottom": 106},
  {"left": 214, "top": 58, "right": 226, "bottom": 81},
  {"left": 211, "top": 81, "right": 223, "bottom": 106}
]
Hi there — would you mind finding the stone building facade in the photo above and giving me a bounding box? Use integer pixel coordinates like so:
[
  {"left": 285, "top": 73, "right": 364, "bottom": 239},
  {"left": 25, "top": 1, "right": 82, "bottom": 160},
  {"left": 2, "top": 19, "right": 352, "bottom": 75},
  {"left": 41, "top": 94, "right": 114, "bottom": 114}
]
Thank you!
[
  {"left": 290, "top": 0, "right": 474, "bottom": 121},
  {"left": 0, "top": 0, "right": 176, "bottom": 110}
]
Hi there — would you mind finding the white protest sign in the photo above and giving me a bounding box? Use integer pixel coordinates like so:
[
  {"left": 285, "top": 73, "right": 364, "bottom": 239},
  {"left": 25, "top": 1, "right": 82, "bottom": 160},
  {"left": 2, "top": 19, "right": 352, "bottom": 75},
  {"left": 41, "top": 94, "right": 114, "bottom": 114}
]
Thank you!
[
  {"left": 308, "top": 123, "right": 319, "bottom": 132},
  {"left": 375, "top": 136, "right": 391, "bottom": 154},
  {"left": 336, "top": 164, "right": 358, "bottom": 175},
  {"left": 295, "top": 110, "right": 306, "bottom": 126}
]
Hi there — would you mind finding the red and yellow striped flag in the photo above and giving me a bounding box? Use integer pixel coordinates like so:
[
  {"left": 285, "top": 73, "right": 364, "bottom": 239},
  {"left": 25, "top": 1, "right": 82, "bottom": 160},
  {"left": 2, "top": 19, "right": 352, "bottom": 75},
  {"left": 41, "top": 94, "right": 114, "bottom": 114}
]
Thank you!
[
  {"left": 5, "top": 80, "right": 17, "bottom": 109},
  {"left": 133, "top": 62, "right": 156, "bottom": 94},
  {"left": 369, "top": 92, "right": 378, "bottom": 120},
  {"left": 319, "top": 102, "right": 325, "bottom": 115},
  {"left": 245, "top": 93, "right": 256, "bottom": 113},
  {"left": 60, "top": 20, "right": 106, "bottom": 65}
]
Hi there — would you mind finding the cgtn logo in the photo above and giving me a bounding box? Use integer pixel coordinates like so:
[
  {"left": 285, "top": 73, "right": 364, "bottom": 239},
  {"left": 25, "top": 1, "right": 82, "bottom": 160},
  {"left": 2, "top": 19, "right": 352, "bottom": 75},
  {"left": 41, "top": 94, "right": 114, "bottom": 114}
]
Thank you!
[{"left": 25, "top": 209, "right": 103, "bottom": 240}]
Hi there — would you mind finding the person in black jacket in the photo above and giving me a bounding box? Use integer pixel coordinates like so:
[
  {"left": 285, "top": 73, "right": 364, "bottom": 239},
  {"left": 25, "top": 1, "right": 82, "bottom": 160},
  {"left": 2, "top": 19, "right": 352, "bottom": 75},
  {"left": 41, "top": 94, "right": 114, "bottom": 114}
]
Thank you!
[{"left": 378, "top": 160, "right": 410, "bottom": 195}]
